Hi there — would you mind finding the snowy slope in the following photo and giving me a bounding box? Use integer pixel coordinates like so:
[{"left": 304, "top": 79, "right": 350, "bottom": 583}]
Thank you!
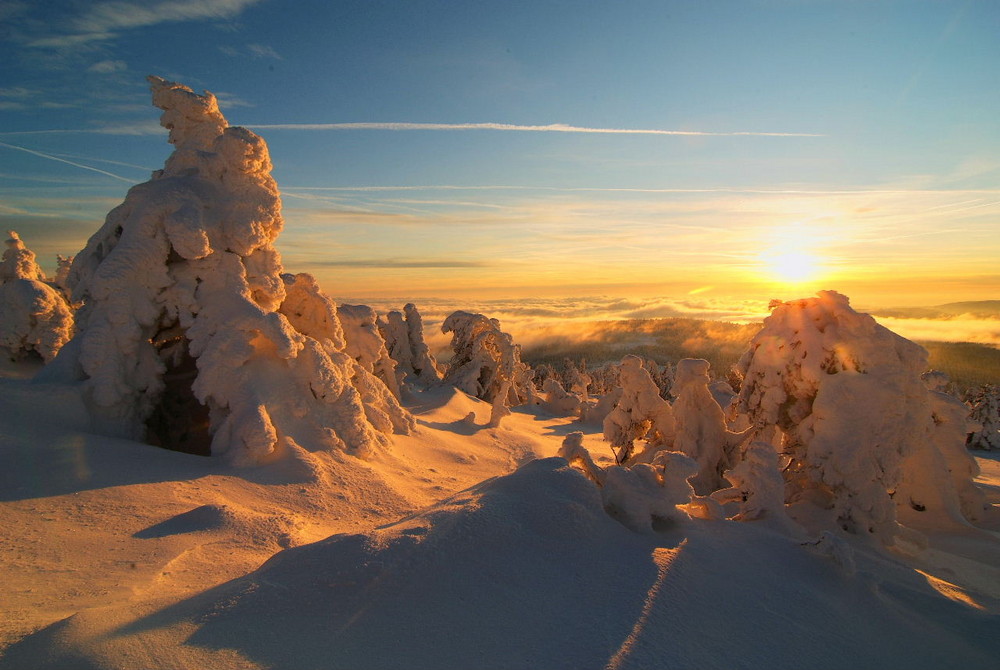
[{"left": 1, "top": 361, "right": 999, "bottom": 670}]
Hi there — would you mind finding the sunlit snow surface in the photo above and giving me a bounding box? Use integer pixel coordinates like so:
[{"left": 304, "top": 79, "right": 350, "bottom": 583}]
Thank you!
[{"left": 1, "top": 365, "right": 999, "bottom": 670}]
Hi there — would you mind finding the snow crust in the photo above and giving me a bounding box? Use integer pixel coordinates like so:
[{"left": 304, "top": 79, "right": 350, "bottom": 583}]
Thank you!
[{"left": 43, "top": 77, "right": 410, "bottom": 464}]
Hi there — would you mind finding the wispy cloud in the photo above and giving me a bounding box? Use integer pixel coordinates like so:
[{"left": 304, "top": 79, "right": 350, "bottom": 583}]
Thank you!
[
  {"left": 25, "top": 0, "right": 264, "bottom": 49},
  {"left": 87, "top": 59, "right": 127, "bottom": 73},
  {"left": 247, "top": 122, "right": 824, "bottom": 138},
  {"left": 0, "top": 141, "right": 136, "bottom": 183}
]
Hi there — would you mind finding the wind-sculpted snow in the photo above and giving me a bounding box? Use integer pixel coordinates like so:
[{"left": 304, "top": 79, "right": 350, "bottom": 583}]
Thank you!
[
  {"left": 43, "top": 77, "right": 410, "bottom": 464},
  {"left": 736, "top": 291, "right": 982, "bottom": 543}
]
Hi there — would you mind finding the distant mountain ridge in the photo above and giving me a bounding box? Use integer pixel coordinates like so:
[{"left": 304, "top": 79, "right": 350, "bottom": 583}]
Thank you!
[{"left": 868, "top": 300, "right": 1000, "bottom": 320}]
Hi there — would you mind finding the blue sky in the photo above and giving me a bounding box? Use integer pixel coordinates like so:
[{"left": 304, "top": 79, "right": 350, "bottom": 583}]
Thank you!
[{"left": 2, "top": 0, "right": 998, "bottom": 310}]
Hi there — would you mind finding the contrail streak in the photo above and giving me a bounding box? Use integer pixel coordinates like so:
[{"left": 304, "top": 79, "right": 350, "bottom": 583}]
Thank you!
[
  {"left": 0, "top": 140, "right": 136, "bottom": 184},
  {"left": 245, "top": 121, "right": 824, "bottom": 138}
]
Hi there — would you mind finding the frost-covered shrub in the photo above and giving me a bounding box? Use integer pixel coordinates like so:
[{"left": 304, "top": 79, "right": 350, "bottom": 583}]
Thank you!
[
  {"left": 441, "top": 310, "right": 530, "bottom": 426},
  {"left": 602, "top": 355, "right": 675, "bottom": 464},
  {"left": 562, "top": 358, "right": 591, "bottom": 398},
  {"left": 967, "top": 384, "right": 1000, "bottom": 451},
  {"left": 43, "top": 76, "right": 410, "bottom": 464},
  {"left": 736, "top": 291, "right": 978, "bottom": 543},
  {"left": 0, "top": 231, "right": 73, "bottom": 361},
  {"left": 671, "top": 358, "right": 749, "bottom": 495},
  {"left": 379, "top": 303, "right": 441, "bottom": 385}
]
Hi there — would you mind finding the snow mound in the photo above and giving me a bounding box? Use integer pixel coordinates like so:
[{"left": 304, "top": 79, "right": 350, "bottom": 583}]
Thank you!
[
  {"left": 42, "top": 77, "right": 410, "bottom": 464},
  {"left": 8, "top": 456, "right": 997, "bottom": 670}
]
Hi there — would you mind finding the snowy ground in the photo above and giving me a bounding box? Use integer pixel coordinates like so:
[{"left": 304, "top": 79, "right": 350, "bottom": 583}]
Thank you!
[{"left": 1, "top": 359, "right": 999, "bottom": 670}]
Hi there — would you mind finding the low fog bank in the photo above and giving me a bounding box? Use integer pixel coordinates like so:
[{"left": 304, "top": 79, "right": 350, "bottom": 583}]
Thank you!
[{"left": 351, "top": 295, "right": 1000, "bottom": 391}]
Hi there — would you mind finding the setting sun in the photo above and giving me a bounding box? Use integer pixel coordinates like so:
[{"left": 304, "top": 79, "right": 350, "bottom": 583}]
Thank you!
[{"left": 760, "top": 247, "right": 824, "bottom": 284}]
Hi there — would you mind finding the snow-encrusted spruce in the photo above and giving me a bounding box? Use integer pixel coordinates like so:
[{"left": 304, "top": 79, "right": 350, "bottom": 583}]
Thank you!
[
  {"left": 602, "top": 355, "right": 675, "bottom": 464},
  {"left": 441, "top": 310, "right": 530, "bottom": 427},
  {"left": 47, "top": 76, "right": 411, "bottom": 464},
  {"left": 380, "top": 303, "right": 441, "bottom": 386},
  {"left": 967, "top": 384, "right": 1000, "bottom": 451},
  {"left": 0, "top": 231, "right": 74, "bottom": 361},
  {"left": 736, "top": 291, "right": 978, "bottom": 544},
  {"left": 670, "top": 358, "right": 750, "bottom": 495}
]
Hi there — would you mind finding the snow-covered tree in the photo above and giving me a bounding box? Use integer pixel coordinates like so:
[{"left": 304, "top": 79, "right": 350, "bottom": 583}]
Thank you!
[
  {"left": 1, "top": 231, "right": 46, "bottom": 282},
  {"left": 43, "top": 76, "right": 411, "bottom": 464},
  {"left": 602, "top": 355, "right": 675, "bottom": 464},
  {"left": 0, "top": 231, "right": 74, "bottom": 361},
  {"left": 896, "top": 372, "right": 986, "bottom": 522},
  {"left": 967, "top": 384, "right": 1000, "bottom": 451},
  {"left": 380, "top": 303, "right": 441, "bottom": 386},
  {"left": 441, "top": 310, "right": 530, "bottom": 426},
  {"left": 670, "top": 358, "right": 749, "bottom": 495},
  {"left": 540, "top": 377, "right": 583, "bottom": 416},
  {"left": 338, "top": 303, "right": 402, "bottom": 400},
  {"left": 52, "top": 254, "right": 74, "bottom": 296},
  {"left": 736, "top": 291, "right": 978, "bottom": 544}
]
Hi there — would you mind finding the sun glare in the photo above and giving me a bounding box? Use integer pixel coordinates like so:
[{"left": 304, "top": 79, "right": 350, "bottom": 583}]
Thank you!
[{"left": 760, "top": 246, "right": 824, "bottom": 285}]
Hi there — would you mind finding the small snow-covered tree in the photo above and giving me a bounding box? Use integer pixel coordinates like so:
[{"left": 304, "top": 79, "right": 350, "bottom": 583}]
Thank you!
[
  {"left": 736, "top": 291, "right": 978, "bottom": 544},
  {"left": 43, "top": 77, "right": 410, "bottom": 464},
  {"left": 0, "top": 231, "right": 74, "bottom": 361},
  {"left": 671, "top": 358, "right": 749, "bottom": 495},
  {"left": 603, "top": 355, "right": 675, "bottom": 464},
  {"left": 380, "top": 303, "right": 441, "bottom": 385},
  {"left": 559, "top": 432, "right": 699, "bottom": 532},
  {"left": 441, "top": 310, "right": 530, "bottom": 426},
  {"left": 714, "top": 441, "right": 796, "bottom": 531},
  {"left": 967, "top": 384, "right": 1000, "bottom": 451}
]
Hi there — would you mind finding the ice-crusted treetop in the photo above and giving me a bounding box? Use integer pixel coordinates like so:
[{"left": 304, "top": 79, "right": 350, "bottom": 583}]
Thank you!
[
  {"left": 149, "top": 75, "right": 227, "bottom": 153},
  {"left": 46, "top": 77, "right": 409, "bottom": 465},
  {"left": 1, "top": 231, "right": 46, "bottom": 283}
]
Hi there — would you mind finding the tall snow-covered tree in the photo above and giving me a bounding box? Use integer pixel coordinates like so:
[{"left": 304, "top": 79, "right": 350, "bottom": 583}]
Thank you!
[
  {"left": 44, "top": 76, "right": 411, "bottom": 464},
  {"left": 0, "top": 231, "right": 74, "bottom": 361},
  {"left": 736, "top": 291, "right": 979, "bottom": 544}
]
